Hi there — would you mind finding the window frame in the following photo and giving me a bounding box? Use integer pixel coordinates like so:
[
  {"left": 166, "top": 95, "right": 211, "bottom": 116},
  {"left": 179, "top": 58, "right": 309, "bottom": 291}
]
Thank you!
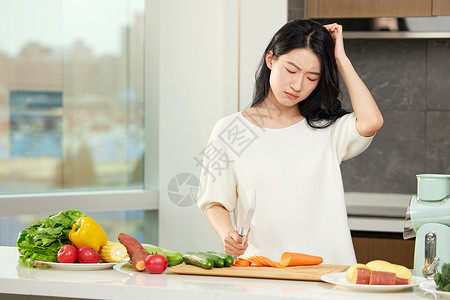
[{"left": 0, "top": 0, "right": 159, "bottom": 217}]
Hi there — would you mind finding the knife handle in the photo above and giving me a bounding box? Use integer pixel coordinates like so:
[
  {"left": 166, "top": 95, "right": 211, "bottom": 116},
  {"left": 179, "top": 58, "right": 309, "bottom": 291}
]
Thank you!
[
  {"left": 238, "top": 228, "right": 247, "bottom": 248},
  {"left": 238, "top": 227, "right": 245, "bottom": 236}
]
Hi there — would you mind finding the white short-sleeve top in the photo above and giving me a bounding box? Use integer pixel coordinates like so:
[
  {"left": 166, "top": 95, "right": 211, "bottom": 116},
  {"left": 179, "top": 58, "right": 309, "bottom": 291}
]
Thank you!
[{"left": 197, "top": 111, "right": 374, "bottom": 265}]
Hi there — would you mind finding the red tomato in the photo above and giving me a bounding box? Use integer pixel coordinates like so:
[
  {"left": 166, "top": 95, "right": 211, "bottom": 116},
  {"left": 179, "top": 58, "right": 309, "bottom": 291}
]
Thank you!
[
  {"left": 78, "top": 246, "right": 100, "bottom": 263},
  {"left": 57, "top": 244, "right": 78, "bottom": 263},
  {"left": 145, "top": 254, "right": 168, "bottom": 274}
]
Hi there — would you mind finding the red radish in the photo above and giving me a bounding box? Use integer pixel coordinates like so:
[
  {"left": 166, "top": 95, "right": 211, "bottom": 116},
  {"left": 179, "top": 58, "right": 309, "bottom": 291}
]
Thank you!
[
  {"left": 118, "top": 233, "right": 148, "bottom": 271},
  {"left": 369, "top": 271, "right": 396, "bottom": 285},
  {"left": 352, "top": 267, "right": 371, "bottom": 284}
]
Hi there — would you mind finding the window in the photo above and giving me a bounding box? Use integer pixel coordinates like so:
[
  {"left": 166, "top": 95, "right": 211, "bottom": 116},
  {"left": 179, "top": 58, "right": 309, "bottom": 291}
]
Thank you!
[{"left": 0, "top": 0, "right": 157, "bottom": 246}]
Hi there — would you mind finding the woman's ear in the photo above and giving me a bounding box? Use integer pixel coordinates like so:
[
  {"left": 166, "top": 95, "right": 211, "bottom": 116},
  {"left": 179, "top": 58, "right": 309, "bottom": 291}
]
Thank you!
[{"left": 265, "top": 51, "right": 274, "bottom": 70}]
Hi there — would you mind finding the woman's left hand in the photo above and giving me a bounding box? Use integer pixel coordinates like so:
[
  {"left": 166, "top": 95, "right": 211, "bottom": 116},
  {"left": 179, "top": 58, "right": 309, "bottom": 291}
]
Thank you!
[{"left": 323, "top": 23, "right": 346, "bottom": 61}]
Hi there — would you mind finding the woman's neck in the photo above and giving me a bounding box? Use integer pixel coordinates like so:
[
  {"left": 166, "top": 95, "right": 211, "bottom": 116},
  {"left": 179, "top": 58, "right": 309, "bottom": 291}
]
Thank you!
[
  {"left": 260, "top": 94, "right": 301, "bottom": 121},
  {"left": 243, "top": 93, "right": 304, "bottom": 129}
]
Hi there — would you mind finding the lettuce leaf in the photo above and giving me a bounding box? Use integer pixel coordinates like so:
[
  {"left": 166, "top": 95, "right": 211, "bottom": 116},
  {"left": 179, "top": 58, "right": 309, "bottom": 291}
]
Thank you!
[{"left": 17, "top": 209, "right": 85, "bottom": 268}]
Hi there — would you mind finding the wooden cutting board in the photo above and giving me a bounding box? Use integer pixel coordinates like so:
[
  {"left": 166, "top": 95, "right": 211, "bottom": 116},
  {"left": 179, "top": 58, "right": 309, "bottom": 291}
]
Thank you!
[{"left": 167, "top": 263, "right": 348, "bottom": 281}]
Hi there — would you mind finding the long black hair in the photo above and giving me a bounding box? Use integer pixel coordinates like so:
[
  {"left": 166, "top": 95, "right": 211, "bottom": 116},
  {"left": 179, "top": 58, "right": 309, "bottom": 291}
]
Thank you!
[{"left": 252, "top": 19, "right": 348, "bottom": 128}]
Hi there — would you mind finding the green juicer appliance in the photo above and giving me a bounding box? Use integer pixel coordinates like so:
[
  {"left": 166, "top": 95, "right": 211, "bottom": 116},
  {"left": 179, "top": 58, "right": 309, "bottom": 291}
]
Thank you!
[{"left": 404, "top": 174, "right": 450, "bottom": 278}]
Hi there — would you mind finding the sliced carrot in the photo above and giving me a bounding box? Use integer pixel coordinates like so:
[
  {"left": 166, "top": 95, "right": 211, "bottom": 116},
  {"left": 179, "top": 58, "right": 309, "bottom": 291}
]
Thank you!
[
  {"left": 233, "top": 261, "right": 251, "bottom": 266},
  {"left": 233, "top": 257, "right": 251, "bottom": 266},
  {"left": 266, "top": 257, "right": 278, "bottom": 267},
  {"left": 267, "top": 257, "right": 277, "bottom": 267},
  {"left": 250, "top": 256, "right": 261, "bottom": 266},
  {"left": 273, "top": 262, "right": 285, "bottom": 268},
  {"left": 247, "top": 257, "right": 257, "bottom": 266},
  {"left": 234, "top": 255, "right": 287, "bottom": 268},
  {"left": 255, "top": 256, "right": 266, "bottom": 266},
  {"left": 259, "top": 256, "right": 273, "bottom": 267},
  {"left": 256, "top": 256, "right": 266, "bottom": 266},
  {"left": 249, "top": 256, "right": 263, "bottom": 266},
  {"left": 280, "top": 252, "right": 323, "bottom": 267}
]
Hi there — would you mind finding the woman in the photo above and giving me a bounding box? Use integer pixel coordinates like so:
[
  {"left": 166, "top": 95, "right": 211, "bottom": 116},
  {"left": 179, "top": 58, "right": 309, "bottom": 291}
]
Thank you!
[{"left": 197, "top": 19, "right": 383, "bottom": 265}]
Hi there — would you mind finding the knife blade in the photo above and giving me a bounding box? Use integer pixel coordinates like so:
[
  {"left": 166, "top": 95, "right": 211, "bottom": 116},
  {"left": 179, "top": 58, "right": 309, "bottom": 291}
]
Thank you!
[{"left": 238, "top": 190, "right": 256, "bottom": 248}]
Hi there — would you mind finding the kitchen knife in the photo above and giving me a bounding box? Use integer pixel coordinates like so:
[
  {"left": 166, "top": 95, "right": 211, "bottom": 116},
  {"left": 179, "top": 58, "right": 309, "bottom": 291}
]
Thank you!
[{"left": 238, "top": 190, "right": 256, "bottom": 248}]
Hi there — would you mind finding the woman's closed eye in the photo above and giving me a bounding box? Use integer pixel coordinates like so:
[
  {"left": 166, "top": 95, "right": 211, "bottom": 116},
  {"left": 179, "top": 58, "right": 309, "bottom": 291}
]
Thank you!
[
  {"left": 307, "top": 77, "right": 319, "bottom": 82},
  {"left": 286, "top": 67, "right": 296, "bottom": 74}
]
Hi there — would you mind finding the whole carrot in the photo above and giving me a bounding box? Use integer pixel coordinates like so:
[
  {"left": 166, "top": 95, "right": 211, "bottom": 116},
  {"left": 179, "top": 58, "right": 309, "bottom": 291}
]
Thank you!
[
  {"left": 118, "top": 233, "right": 148, "bottom": 271},
  {"left": 280, "top": 252, "right": 323, "bottom": 267}
]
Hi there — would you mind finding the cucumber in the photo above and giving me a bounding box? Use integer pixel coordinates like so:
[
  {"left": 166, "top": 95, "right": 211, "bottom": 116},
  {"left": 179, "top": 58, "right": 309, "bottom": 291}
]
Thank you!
[
  {"left": 142, "top": 243, "right": 183, "bottom": 266},
  {"left": 182, "top": 252, "right": 214, "bottom": 269},
  {"left": 206, "top": 251, "right": 234, "bottom": 267},
  {"left": 199, "top": 252, "right": 224, "bottom": 268}
]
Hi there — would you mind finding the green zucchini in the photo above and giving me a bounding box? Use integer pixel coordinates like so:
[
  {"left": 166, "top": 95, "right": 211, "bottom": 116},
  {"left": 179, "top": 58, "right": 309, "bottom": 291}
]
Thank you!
[
  {"left": 161, "top": 248, "right": 183, "bottom": 266},
  {"left": 199, "top": 252, "right": 224, "bottom": 268},
  {"left": 206, "top": 251, "right": 234, "bottom": 267},
  {"left": 142, "top": 243, "right": 183, "bottom": 266},
  {"left": 142, "top": 243, "right": 164, "bottom": 255},
  {"left": 182, "top": 252, "right": 214, "bottom": 269}
]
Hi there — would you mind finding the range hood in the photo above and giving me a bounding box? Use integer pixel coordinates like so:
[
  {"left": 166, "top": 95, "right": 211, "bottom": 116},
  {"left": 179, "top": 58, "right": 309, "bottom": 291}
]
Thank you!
[{"left": 313, "top": 16, "right": 450, "bottom": 39}]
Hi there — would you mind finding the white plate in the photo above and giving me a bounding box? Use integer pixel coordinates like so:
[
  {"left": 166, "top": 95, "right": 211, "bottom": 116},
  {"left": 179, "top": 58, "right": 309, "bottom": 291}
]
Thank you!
[
  {"left": 34, "top": 261, "right": 117, "bottom": 271},
  {"left": 419, "top": 280, "right": 450, "bottom": 299},
  {"left": 321, "top": 272, "right": 424, "bottom": 292}
]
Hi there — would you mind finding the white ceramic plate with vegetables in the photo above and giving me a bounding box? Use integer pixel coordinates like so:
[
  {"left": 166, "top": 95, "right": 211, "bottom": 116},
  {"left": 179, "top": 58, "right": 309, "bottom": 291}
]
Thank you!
[
  {"left": 321, "top": 272, "right": 425, "bottom": 292},
  {"left": 33, "top": 261, "right": 117, "bottom": 271}
]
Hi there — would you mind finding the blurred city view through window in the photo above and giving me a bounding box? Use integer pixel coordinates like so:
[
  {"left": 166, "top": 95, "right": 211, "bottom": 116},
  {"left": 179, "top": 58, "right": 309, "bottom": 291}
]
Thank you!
[{"left": 0, "top": 0, "right": 147, "bottom": 245}]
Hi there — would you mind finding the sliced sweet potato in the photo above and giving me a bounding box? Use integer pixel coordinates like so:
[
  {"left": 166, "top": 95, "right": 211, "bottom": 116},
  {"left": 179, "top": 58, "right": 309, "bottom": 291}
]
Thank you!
[
  {"left": 369, "top": 271, "right": 396, "bottom": 285},
  {"left": 352, "top": 267, "right": 371, "bottom": 284}
]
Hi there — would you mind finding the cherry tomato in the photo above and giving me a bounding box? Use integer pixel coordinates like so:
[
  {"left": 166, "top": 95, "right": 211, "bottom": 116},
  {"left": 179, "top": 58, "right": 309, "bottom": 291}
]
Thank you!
[
  {"left": 78, "top": 246, "right": 100, "bottom": 263},
  {"left": 145, "top": 254, "right": 168, "bottom": 274},
  {"left": 57, "top": 244, "right": 78, "bottom": 263}
]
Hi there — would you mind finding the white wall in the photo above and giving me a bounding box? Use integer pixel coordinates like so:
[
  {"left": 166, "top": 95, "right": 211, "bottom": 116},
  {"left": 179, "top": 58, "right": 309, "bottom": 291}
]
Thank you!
[
  {"left": 240, "top": 0, "right": 288, "bottom": 110},
  {"left": 155, "top": 0, "right": 287, "bottom": 252}
]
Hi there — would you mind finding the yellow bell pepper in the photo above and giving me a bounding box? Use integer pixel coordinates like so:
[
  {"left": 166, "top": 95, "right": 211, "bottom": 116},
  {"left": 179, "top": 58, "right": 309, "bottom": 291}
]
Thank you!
[{"left": 69, "top": 217, "right": 107, "bottom": 252}]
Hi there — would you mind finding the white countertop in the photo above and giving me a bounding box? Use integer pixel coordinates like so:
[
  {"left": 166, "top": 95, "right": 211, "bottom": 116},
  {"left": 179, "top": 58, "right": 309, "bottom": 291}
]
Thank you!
[{"left": 0, "top": 246, "right": 433, "bottom": 300}]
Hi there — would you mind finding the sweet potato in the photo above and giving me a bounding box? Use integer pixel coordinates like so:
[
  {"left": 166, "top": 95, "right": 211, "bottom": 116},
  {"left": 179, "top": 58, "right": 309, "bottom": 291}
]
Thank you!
[
  {"left": 118, "top": 233, "right": 148, "bottom": 271},
  {"left": 352, "top": 267, "right": 371, "bottom": 284},
  {"left": 366, "top": 260, "right": 412, "bottom": 284},
  {"left": 347, "top": 263, "right": 369, "bottom": 281},
  {"left": 395, "top": 277, "right": 410, "bottom": 285},
  {"left": 369, "top": 271, "right": 396, "bottom": 285}
]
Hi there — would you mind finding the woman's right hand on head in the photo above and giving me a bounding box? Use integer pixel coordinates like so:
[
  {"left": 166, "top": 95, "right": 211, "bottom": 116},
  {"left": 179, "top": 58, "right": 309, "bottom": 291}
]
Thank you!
[{"left": 222, "top": 229, "right": 249, "bottom": 257}]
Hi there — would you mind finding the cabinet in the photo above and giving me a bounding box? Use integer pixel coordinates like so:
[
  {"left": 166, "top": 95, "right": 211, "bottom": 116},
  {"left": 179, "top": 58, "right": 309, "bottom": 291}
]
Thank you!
[
  {"left": 306, "top": 0, "right": 450, "bottom": 18},
  {"left": 351, "top": 231, "right": 415, "bottom": 268},
  {"left": 433, "top": 0, "right": 450, "bottom": 15}
]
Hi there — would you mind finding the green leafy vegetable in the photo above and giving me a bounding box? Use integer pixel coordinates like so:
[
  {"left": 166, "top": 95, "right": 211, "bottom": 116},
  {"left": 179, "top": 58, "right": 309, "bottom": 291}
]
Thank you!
[
  {"left": 435, "top": 263, "right": 450, "bottom": 292},
  {"left": 17, "top": 209, "right": 85, "bottom": 268}
]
